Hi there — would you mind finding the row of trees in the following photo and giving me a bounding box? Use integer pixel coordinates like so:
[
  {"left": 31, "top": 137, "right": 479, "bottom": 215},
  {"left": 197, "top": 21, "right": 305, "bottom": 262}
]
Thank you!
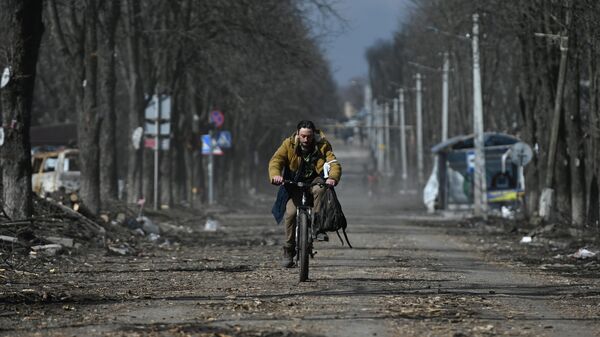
[
  {"left": 366, "top": 0, "right": 600, "bottom": 227},
  {"left": 0, "top": 0, "right": 341, "bottom": 219}
]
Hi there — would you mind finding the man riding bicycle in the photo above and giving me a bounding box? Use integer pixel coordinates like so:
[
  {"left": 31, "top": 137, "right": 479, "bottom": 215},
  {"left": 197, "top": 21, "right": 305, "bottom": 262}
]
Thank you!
[{"left": 269, "top": 120, "right": 342, "bottom": 268}]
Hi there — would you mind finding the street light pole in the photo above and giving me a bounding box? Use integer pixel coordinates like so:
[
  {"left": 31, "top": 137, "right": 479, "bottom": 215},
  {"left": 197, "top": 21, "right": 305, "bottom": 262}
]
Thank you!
[
  {"left": 472, "top": 13, "right": 488, "bottom": 219},
  {"left": 399, "top": 88, "right": 408, "bottom": 190},
  {"left": 415, "top": 73, "right": 424, "bottom": 187},
  {"left": 442, "top": 52, "right": 450, "bottom": 141},
  {"left": 393, "top": 97, "right": 399, "bottom": 179},
  {"left": 364, "top": 85, "right": 373, "bottom": 154},
  {"left": 384, "top": 103, "right": 391, "bottom": 174}
]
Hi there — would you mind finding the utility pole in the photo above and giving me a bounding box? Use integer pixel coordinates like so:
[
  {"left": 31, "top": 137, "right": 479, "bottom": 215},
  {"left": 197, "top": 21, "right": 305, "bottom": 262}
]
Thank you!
[
  {"left": 472, "top": 13, "right": 488, "bottom": 219},
  {"left": 376, "top": 103, "right": 385, "bottom": 173},
  {"left": 415, "top": 73, "right": 424, "bottom": 187},
  {"left": 393, "top": 97, "right": 399, "bottom": 178},
  {"left": 392, "top": 98, "right": 399, "bottom": 126},
  {"left": 384, "top": 103, "right": 391, "bottom": 174},
  {"left": 365, "top": 85, "right": 373, "bottom": 153},
  {"left": 153, "top": 94, "right": 161, "bottom": 210},
  {"left": 538, "top": 1, "right": 571, "bottom": 220},
  {"left": 442, "top": 52, "right": 450, "bottom": 141},
  {"left": 399, "top": 88, "right": 408, "bottom": 190}
]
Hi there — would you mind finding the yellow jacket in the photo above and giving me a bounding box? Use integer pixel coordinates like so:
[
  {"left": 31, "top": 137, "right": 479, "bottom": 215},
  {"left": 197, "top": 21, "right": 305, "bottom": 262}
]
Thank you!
[{"left": 268, "top": 131, "right": 342, "bottom": 183}]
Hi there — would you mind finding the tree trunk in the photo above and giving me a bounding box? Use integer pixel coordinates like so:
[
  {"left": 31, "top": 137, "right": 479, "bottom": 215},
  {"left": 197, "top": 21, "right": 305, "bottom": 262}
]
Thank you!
[
  {"left": 555, "top": 136, "right": 571, "bottom": 222},
  {"left": 143, "top": 149, "right": 154, "bottom": 206},
  {"left": 0, "top": 0, "right": 44, "bottom": 220},
  {"left": 99, "top": 0, "right": 120, "bottom": 205},
  {"left": 79, "top": 0, "right": 101, "bottom": 213},
  {"left": 123, "top": 0, "right": 144, "bottom": 204},
  {"left": 564, "top": 42, "right": 585, "bottom": 225},
  {"left": 184, "top": 76, "right": 198, "bottom": 206}
]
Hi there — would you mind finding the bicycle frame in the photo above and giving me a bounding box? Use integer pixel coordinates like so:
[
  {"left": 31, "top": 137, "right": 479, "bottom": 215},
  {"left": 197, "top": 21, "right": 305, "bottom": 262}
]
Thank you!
[
  {"left": 282, "top": 180, "right": 324, "bottom": 281},
  {"left": 295, "top": 187, "right": 313, "bottom": 259}
]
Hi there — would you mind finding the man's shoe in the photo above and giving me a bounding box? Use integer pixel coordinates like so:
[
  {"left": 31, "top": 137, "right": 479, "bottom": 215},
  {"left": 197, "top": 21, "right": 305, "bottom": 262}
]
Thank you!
[
  {"left": 281, "top": 257, "right": 295, "bottom": 268},
  {"left": 316, "top": 233, "right": 329, "bottom": 242},
  {"left": 281, "top": 246, "right": 295, "bottom": 268}
]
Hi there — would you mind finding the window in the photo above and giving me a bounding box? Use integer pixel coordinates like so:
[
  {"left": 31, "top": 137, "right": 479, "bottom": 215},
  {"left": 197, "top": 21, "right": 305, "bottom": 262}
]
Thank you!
[
  {"left": 63, "top": 154, "right": 80, "bottom": 172},
  {"left": 43, "top": 157, "right": 58, "bottom": 172}
]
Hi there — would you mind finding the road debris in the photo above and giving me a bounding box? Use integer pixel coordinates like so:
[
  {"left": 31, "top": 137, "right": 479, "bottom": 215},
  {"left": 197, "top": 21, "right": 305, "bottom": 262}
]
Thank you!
[
  {"left": 520, "top": 236, "right": 532, "bottom": 244},
  {"left": 108, "top": 244, "right": 132, "bottom": 256},
  {"left": 0, "top": 235, "right": 18, "bottom": 243},
  {"left": 44, "top": 236, "right": 74, "bottom": 248},
  {"left": 138, "top": 216, "right": 160, "bottom": 234},
  {"left": 204, "top": 218, "right": 220, "bottom": 231},
  {"left": 30, "top": 244, "right": 63, "bottom": 256},
  {"left": 569, "top": 248, "right": 597, "bottom": 259}
]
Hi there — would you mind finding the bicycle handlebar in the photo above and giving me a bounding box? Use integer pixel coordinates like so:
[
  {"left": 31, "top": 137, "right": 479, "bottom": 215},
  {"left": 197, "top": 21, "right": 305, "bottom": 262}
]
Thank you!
[{"left": 282, "top": 180, "right": 328, "bottom": 188}]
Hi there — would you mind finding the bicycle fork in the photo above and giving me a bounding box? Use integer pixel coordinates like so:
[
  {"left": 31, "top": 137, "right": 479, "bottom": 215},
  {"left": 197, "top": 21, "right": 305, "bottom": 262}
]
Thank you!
[{"left": 295, "top": 207, "right": 315, "bottom": 261}]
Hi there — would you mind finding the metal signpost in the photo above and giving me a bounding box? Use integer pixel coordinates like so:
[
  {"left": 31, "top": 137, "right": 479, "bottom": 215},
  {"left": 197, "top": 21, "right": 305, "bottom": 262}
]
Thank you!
[
  {"left": 144, "top": 94, "right": 171, "bottom": 210},
  {"left": 207, "top": 110, "right": 225, "bottom": 205}
]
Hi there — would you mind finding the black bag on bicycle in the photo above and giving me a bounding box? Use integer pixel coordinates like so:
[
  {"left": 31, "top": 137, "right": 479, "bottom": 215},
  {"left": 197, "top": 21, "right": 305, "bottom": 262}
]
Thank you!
[{"left": 313, "top": 187, "right": 352, "bottom": 248}]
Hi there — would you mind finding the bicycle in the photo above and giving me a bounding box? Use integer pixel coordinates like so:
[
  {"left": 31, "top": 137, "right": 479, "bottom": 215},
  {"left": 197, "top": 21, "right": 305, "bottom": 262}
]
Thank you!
[{"left": 282, "top": 180, "right": 326, "bottom": 282}]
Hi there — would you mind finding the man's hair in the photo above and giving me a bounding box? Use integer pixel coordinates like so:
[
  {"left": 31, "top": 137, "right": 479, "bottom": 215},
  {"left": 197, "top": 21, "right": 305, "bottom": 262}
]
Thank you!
[{"left": 297, "top": 120, "right": 316, "bottom": 132}]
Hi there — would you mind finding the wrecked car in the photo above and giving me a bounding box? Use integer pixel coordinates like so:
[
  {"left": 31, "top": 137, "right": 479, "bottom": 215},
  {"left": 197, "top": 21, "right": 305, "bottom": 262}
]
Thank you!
[{"left": 31, "top": 148, "right": 80, "bottom": 196}]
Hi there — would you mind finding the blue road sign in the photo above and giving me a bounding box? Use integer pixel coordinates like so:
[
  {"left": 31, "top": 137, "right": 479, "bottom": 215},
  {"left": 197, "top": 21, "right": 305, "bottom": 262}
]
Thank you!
[
  {"left": 201, "top": 134, "right": 223, "bottom": 155},
  {"left": 216, "top": 131, "right": 232, "bottom": 148}
]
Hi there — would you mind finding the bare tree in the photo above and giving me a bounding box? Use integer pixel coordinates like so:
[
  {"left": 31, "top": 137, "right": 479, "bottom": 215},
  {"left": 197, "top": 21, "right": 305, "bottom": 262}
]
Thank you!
[
  {"left": 98, "top": 0, "right": 121, "bottom": 204},
  {"left": 0, "top": 0, "right": 44, "bottom": 219}
]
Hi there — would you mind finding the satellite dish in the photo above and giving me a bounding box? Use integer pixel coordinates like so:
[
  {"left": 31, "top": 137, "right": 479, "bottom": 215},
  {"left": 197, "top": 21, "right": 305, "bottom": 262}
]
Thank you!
[
  {"left": 131, "top": 126, "right": 143, "bottom": 150},
  {"left": 510, "top": 142, "right": 533, "bottom": 166},
  {"left": 1, "top": 67, "right": 10, "bottom": 88}
]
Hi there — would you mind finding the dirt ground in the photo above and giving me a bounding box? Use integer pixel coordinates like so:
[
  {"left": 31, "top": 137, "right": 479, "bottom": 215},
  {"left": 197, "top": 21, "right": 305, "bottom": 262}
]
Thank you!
[
  {"left": 2, "top": 144, "right": 600, "bottom": 336},
  {"left": 2, "top": 200, "right": 600, "bottom": 337}
]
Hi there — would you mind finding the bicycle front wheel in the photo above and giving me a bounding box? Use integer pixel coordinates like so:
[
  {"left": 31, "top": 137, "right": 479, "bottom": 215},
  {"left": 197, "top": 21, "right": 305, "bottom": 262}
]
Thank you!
[{"left": 297, "top": 211, "right": 310, "bottom": 282}]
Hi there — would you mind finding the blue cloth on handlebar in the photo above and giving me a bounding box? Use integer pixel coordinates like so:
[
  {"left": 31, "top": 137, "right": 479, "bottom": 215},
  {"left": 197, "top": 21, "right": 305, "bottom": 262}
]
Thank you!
[{"left": 271, "top": 185, "right": 288, "bottom": 224}]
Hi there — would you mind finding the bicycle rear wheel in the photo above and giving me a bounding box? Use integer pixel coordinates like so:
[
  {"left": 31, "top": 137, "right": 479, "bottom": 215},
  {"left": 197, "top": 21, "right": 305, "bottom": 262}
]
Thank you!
[{"left": 297, "top": 211, "right": 310, "bottom": 282}]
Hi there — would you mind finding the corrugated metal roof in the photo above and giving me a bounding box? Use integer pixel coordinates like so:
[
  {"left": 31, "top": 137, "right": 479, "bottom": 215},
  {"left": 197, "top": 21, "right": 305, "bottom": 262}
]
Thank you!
[{"left": 431, "top": 132, "right": 521, "bottom": 153}]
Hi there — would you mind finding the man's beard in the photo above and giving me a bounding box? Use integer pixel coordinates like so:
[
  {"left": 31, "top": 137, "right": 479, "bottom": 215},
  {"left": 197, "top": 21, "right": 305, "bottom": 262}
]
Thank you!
[{"left": 300, "top": 142, "right": 313, "bottom": 152}]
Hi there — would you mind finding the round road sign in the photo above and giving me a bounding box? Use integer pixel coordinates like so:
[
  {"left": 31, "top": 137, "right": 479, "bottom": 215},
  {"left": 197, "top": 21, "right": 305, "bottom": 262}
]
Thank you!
[
  {"left": 510, "top": 142, "right": 533, "bottom": 167},
  {"left": 210, "top": 110, "right": 224, "bottom": 128}
]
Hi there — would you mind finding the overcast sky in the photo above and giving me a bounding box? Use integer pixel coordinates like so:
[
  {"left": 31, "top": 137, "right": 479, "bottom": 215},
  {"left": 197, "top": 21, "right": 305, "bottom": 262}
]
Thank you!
[{"left": 322, "top": 0, "right": 410, "bottom": 86}]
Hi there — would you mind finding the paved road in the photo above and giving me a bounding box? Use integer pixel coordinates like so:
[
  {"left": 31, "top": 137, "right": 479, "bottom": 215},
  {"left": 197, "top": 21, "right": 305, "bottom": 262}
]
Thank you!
[
  {"left": 2, "top": 142, "right": 600, "bottom": 336},
  {"left": 6, "top": 210, "right": 598, "bottom": 336}
]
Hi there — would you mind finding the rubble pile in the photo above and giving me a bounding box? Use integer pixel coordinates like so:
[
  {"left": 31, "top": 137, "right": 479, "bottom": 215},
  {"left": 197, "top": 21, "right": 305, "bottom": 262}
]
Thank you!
[
  {"left": 457, "top": 216, "right": 600, "bottom": 276},
  {"left": 0, "top": 194, "right": 203, "bottom": 268}
]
